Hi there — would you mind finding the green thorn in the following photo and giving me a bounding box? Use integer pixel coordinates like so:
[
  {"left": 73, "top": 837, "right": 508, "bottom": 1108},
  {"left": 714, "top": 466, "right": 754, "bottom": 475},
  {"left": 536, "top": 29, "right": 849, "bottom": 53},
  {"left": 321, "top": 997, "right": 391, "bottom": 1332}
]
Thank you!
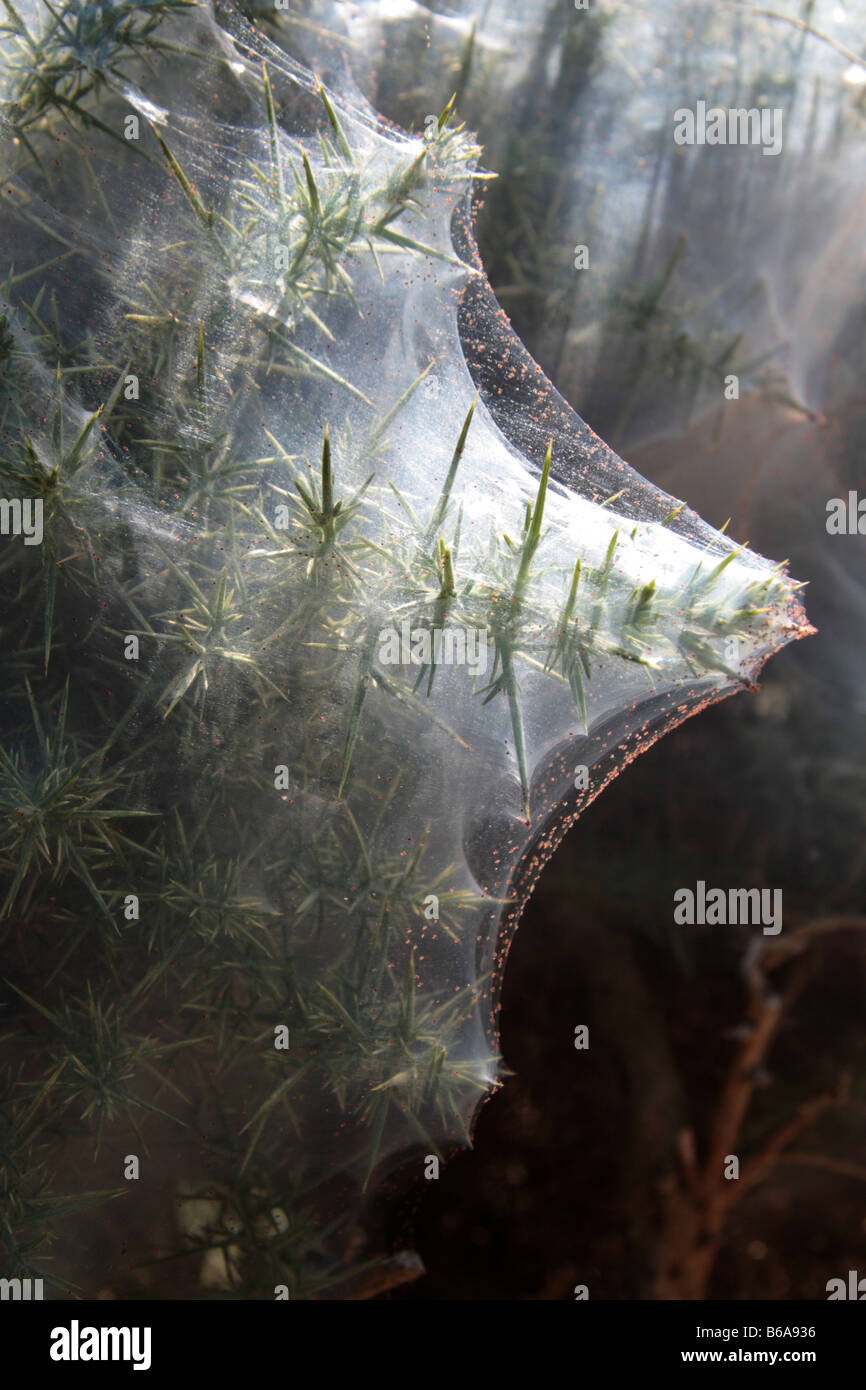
[
  {"left": 515, "top": 438, "right": 552, "bottom": 595},
  {"left": 154, "top": 130, "right": 214, "bottom": 230},
  {"left": 438, "top": 93, "right": 457, "bottom": 131},
  {"left": 318, "top": 79, "right": 353, "bottom": 162},
  {"left": 501, "top": 643, "right": 530, "bottom": 823},
  {"left": 590, "top": 530, "right": 619, "bottom": 634},
  {"left": 661, "top": 501, "right": 686, "bottom": 527},
  {"left": 365, "top": 362, "right": 434, "bottom": 458},
  {"left": 262, "top": 62, "right": 286, "bottom": 203},
  {"left": 704, "top": 543, "right": 746, "bottom": 588},
  {"left": 438, "top": 542, "right": 456, "bottom": 599},
  {"left": 425, "top": 390, "right": 479, "bottom": 543},
  {"left": 321, "top": 423, "right": 332, "bottom": 517},
  {"left": 301, "top": 151, "right": 321, "bottom": 218}
]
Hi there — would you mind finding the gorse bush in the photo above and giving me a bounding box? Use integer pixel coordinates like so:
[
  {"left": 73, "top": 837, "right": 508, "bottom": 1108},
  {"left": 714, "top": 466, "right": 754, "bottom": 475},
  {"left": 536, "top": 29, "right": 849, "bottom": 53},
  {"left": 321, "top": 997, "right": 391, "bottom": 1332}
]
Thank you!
[{"left": 0, "top": 0, "right": 811, "bottom": 1296}]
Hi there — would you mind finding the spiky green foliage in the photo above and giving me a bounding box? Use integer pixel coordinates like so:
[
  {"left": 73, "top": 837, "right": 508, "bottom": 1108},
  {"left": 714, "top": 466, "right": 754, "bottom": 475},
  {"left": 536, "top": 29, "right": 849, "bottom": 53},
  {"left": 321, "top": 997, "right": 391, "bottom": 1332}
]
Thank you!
[{"left": 0, "top": 1067, "right": 117, "bottom": 1285}]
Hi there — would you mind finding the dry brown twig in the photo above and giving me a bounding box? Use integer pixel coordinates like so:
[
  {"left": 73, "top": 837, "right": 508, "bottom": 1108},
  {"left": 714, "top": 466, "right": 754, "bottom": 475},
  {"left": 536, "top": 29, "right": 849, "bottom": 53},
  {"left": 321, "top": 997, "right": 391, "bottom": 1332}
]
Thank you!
[{"left": 652, "top": 916, "right": 866, "bottom": 1299}]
